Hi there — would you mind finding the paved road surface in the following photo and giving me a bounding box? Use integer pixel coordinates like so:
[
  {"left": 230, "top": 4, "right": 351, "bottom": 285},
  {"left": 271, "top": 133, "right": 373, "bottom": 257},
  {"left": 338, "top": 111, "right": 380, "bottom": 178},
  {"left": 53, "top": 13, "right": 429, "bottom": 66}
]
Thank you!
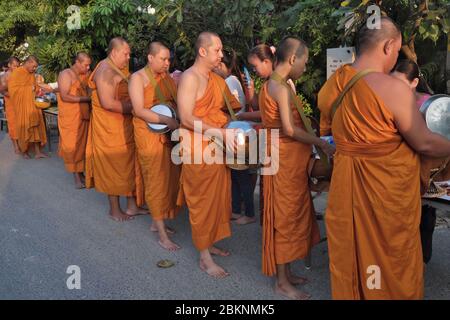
[{"left": 0, "top": 132, "right": 449, "bottom": 299}]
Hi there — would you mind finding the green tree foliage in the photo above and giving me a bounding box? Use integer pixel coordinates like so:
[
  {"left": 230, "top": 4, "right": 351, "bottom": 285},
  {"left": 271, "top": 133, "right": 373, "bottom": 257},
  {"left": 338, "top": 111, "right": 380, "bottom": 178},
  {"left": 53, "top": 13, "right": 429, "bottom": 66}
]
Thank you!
[
  {"left": 0, "top": 0, "right": 43, "bottom": 59},
  {"left": 0, "top": 0, "right": 447, "bottom": 101},
  {"left": 334, "top": 0, "right": 449, "bottom": 93}
]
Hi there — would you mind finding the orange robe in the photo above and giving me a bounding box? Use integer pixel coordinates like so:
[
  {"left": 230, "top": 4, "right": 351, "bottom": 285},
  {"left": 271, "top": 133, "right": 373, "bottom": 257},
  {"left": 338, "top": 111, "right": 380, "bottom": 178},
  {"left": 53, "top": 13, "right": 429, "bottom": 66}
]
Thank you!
[
  {"left": 85, "top": 61, "right": 143, "bottom": 205},
  {"left": 8, "top": 66, "right": 47, "bottom": 153},
  {"left": 318, "top": 65, "right": 423, "bottom": 300},
  {"left": 57, "top": 74, "right": 90, "bottom": 173},
  {"left": 4, "top": 93, "right": 17, "bottom": 140},
  {"left": 133, "top": 73, "right": 180, "bottom": 220},
  {"left": 259, "top": 82, "right": 320, "bottom": 276},
  {"left": 178, "top": 72, "right": 240, "bottom": 250}
]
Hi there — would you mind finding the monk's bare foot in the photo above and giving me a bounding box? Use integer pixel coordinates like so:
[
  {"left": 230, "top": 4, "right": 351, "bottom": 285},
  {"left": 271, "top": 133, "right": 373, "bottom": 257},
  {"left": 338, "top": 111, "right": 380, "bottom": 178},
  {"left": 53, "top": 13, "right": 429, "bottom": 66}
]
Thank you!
[
  {"left": 231, "top": 213, "right": 242, "bottom": 220},
  {"left": 199, "top": 258, "right": 230, "bottom": 279},
  {"left": 209, "top": 246, "right": 231, "bottom": 257},
  {"left": 275, "top": 282, "right": 311, "bottom": 300},
  {"left": 125, "top": 207, "right": 148, "bottom": 217},
  {"left": 73, "top": 173, "right": 85, "bottom": 189},
  {"left": 75, "top": 181, "right": 86, "bottom": 189},
  {"left": 151, "top": 224, "right": 176, "bottom": 234},
  {"left": 288, "top": 274, "right": 309, "bottom": 286},
  {"left": 109, "top": 211, "right": 135, "bottom": 222},
  {"left": 158, "top": 239, "right": 180, "bottom": 251},
  {"left": 14, "top": 148, "right": 20, "bottom": 155},
  {"left": 235, "top": 216, "right": 256, "bottom": 225},
  {"left": 22, "top": 153, "right": 31, "bottom": 159},
  {"left": 35, "top": 152, "right": 49, "bottom": 159}
]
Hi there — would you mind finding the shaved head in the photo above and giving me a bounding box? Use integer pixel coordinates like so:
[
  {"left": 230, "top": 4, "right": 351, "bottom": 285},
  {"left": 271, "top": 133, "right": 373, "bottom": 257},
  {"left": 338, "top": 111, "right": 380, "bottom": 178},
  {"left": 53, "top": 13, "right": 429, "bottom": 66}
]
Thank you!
[
  {"left": 356, "top": 16, "right": 401, "bottom": 56},
  {"left": 8, "top": 56, "right": 20, "bottom": 66},
  {"left": 25, "top": 55, "right": 39, "bottom": 65},
  {"left": 148, "top": 41, "right": 168, "bottom": 56},
  {"left": 74, "top": 52, "right": 91, "bottom": 64},
  {"left": 147, "top": 42, "right": 171, "bottom": 74},
  {"left": 72, "top": 52, "right": 91, "bottom": 75},
  {"left": 107, "top": 37, "right": 130, "bottom": 69},
  {"left": 107, "top": 37, "right": 128, "bottom": 55},
  {"left": 275, "top": 36, "right": 308, "bottom": 63},
  {"left": 23, "top": 55, "right": 39, "bottom": 74},
  {"left": 195, "top": 31, "right": 220, "bottom": 56}
]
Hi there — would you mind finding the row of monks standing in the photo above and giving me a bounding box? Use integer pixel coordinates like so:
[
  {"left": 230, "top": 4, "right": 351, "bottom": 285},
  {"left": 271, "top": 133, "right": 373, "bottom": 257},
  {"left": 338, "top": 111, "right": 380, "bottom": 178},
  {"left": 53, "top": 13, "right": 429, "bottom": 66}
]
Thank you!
[
  {"left": 3, "top": 24, "right": 445, "bottom": 300},
  {"left": 2, "top": 36, "right": 321, "bottom": 299}
]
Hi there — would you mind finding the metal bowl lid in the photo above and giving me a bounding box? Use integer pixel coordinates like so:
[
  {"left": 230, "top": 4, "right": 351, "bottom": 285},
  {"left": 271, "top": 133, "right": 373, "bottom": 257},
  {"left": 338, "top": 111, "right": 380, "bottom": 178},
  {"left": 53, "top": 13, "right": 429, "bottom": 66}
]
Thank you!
[
  {"left": 422, "top": 96, "right": 450, "bottom": 140},
  {"left": 147, "top": 104, "right": 176, "bottom": 133}
]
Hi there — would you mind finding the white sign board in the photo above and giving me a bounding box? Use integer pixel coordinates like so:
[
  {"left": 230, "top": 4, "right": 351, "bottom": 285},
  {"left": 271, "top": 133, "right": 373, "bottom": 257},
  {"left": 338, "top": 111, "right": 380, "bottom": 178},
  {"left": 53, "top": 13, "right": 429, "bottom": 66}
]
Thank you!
[{"left": 327, "top": 47, "right": 356, "bottom": 79}]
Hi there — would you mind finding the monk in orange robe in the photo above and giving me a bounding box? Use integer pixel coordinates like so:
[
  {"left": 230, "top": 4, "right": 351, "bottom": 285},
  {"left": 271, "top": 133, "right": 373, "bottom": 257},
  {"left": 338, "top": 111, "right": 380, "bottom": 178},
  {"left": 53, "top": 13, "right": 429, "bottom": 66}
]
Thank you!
[
  {"left": 259, "top": 37, "right": 333, "bottom": 300},
  {"left": 129, "top": 42, "right": 181, "bottom": 251},
  {"left": 85, "top": 37, "right": 146, "bottom": 221},
  {"left": 318, "top": 17, "right": 450, "bottom": 300},
  {"left": 0, "top": 57, "right": 20, "bottom": 153},
  {"left": 8, "top": 56, "right": 48, "bottom": 159},
  {"left": 177, "top": 32, "right": 241, "bottom": 278},
  {"left": 57, "top": 52, "right": 92, "bottom": 189}
]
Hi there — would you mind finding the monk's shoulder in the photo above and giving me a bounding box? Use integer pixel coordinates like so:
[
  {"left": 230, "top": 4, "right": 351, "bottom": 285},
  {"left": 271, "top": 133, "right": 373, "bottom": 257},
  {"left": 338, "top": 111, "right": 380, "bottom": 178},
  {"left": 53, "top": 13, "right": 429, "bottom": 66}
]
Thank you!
[
  {"left": 365, "top": 72, "right": 411, "bottom": 101},
  {"left": 267, "top": 79, "right": 288, "bottom": 98},
  {"left": 178, "top": 68, "right": 199, "bottom": 88},
  {"left": 179, "top": 68, "right": 197, "bottom": 81},
  {"left": 130, "top": 69, "right": 146, "bottom": 83},
  {"left": 96, "top": 63, "right": 120, "bottom": 85},
  {"left": 263, "top": 80, "right": 287, "bottom": 107},
  {"left": 365, "top": 72, "right": 414, "bottom": 114},
  {"left": 7, "top": 69, "right": 19, "bottom": 85},
  {"left": 8, "top": 68, "right": 19, "bottom": 80},
  {"left": 58, "top": 68, "right": 74, "bottom": 81}
]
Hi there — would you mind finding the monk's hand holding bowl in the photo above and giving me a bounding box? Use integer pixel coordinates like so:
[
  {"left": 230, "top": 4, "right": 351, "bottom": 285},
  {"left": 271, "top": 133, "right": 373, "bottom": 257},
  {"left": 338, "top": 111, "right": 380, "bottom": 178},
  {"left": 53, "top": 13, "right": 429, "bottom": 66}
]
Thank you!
[
  {"left": 320, "top": 140, "right": 336, "bottom": 157},
  {"left": 80, "top": 96, "right": 91, "bottom": 103},
  {"left": 163, "top": 116, "right": 179, "bottom": 131}
]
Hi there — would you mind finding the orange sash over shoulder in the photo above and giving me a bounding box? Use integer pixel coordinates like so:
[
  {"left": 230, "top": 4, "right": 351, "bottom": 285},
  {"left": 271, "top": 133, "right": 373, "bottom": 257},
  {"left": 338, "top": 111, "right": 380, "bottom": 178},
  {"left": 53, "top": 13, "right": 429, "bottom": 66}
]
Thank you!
[
  {"left": 259, "top": 81, "right": 320, "bottom": 276},
  {"left": 133, "top": 72, "right": 180, "bottom": 220},
  {"left": 178, "top": 72, "right": 240, "bottom": 250},
  {"left": 318, "top": 65, "right": 423, "bottom": 300},
  {"left": 57, "top": 73, "right": 90, "bottom": 173},
  {"left": 85, "top": 61, "right": 143, "bottom": 205},
  {"left": 8, "top": 66, "right": 47, "bottom": 152}
]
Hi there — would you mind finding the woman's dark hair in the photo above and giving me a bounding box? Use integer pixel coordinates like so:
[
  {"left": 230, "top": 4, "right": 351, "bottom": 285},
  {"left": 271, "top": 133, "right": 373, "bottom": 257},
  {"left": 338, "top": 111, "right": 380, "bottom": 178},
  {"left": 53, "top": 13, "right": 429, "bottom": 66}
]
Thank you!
[
  {"left": 248, "top": 44, "right": 274, "bottom": 63},
  {"left": 222, "top": 47, "right": 245, "bottom": 88},
  {"left": 393, "top": 59, "right": 433, "bottom": 95}
]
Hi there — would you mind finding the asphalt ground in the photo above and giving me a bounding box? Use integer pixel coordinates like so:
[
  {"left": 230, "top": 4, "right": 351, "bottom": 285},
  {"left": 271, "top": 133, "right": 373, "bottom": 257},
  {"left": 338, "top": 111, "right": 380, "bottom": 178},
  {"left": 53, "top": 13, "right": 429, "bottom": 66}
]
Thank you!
[{"left": 0, "top": 131, "right": 449, "bottom": 299}]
